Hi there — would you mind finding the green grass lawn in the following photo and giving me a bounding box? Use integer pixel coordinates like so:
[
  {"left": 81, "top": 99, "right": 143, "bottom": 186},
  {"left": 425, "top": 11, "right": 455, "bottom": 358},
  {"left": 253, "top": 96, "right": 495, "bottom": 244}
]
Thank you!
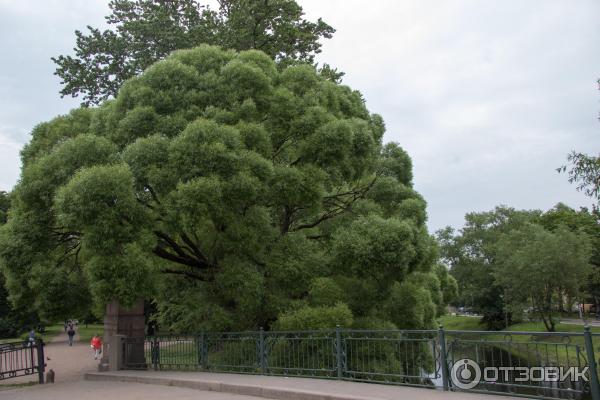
[
  {"left": 497, "top": 321, "right": 600, "bottom": 366},
  {"left": 0, "top": 322, "right": 105, "bottom": 345},
  {"left": 438, "top": 315, "right": 600, "bottom": 334},
  {"left": 437, "top": 315, "right": 484, "bottom": 330},
  {"left": 438, "top": 315, "right": 600, "bottom": 368},
  {"left": 0, "top": 324, "right": 64, "bottom": 344},
  {"left": 77, "top": 324, "right": 104, "bottom": 343},
  {"left": 506, "top": 320, "right": 600, "bottom": 333}
]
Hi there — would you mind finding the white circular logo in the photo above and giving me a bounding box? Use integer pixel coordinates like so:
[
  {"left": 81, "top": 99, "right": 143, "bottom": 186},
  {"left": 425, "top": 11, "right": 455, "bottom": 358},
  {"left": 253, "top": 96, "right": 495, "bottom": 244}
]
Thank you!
[{"left": 450, "top": 358, "right": 481, "bottom": 390}]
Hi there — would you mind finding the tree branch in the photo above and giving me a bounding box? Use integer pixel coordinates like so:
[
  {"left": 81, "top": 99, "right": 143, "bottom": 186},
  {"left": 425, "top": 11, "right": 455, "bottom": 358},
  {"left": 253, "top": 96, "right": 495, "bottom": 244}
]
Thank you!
[
  {"left": 291, "top": 177, "right": 377, "bottom": 232},
  {"left": 180, "top": 232, "right": 208, "bottom": 263},
  {"left": 153, "top": 231, "right": 216, "bottom": 274},
  {"left": 153, "top": 245, "right": 204, "bottom": 269},
  {"left": 161, "top": 268, "right": 205, "bottom": 281}
]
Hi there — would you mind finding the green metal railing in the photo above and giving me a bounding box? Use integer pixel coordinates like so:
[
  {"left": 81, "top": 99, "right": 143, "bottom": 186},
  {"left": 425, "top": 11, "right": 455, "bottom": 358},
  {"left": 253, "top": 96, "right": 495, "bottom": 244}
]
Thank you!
[
  {"left": 444, "top": 327, "right": 600, "bottom": 399},
  {"left": 121, "top": 325, "right": 600, "bottom": 400}
]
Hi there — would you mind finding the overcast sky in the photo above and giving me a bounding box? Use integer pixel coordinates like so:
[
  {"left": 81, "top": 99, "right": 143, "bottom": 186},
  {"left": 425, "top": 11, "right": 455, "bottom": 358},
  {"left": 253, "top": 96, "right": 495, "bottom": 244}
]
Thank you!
[{"left": 0, "top": 0, "right": 598, "bottom": 232}]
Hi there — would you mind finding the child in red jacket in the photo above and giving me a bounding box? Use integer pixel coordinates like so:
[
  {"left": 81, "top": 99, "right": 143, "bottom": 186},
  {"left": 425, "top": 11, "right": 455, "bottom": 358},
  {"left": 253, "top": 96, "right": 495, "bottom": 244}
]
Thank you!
[{"left": 90, "top": 334, "right": 102, "bottom": 360}]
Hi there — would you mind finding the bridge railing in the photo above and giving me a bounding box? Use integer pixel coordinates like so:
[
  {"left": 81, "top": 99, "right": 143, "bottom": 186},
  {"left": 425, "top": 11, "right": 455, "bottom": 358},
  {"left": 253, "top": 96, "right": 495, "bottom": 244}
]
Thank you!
[
  {"left": 120, "top": 326, "right": 600, "bottom": 400},
  {"left": 444, "top": 328, "right": 600, "bottom": 399},
  {"left": 0, "top": 340, "right": 45, "bottom": 383}
]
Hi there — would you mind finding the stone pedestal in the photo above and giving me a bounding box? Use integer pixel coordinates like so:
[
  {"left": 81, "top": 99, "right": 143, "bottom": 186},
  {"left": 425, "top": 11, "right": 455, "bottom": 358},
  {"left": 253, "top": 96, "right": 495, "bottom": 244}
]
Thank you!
[{"left": 101, "top": 299, "right": 146, "bottom": 369}]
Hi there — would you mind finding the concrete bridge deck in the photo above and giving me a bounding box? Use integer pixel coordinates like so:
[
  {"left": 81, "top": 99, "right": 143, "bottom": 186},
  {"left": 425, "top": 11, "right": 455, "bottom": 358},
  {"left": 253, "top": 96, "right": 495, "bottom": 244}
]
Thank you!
[{"left": 82, "top": 370, "right": 521, "bottom": 400}]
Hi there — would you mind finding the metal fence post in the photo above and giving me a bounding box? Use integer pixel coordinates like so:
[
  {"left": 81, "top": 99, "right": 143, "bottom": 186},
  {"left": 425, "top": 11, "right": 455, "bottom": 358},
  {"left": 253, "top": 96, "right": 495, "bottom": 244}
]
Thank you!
[
  {"left": 196, "top": 333, "right": 204, "bottom": 368},
  {"left": 29, "top": 341, "right": 35, "bottom": 376},
  {"left": 259, "top": 327, "right": 266, "bottom": 373},
  {"left": 36, "top": 340, "right": 45, "bottom": 384},
  {"left": 151, "top": 337, "right": 159, "bottom": 370},
  {"left": 438, "top": 325, "right": 449, "bottom": 391},
  {"left": 336, "top": 325, "right": 342, "bottom": 380},
  {"left": 584, "top": 325, "right": 600, "bottom": 400},
  {"left": 200, "top": 332, "right": 207, "bottom": 370}
]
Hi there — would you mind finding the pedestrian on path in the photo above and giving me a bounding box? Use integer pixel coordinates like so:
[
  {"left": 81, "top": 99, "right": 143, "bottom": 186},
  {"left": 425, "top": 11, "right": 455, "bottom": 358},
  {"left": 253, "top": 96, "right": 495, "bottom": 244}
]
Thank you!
[
  {"left": 67, "top": 326, "right": 76, "bottom": 346},
  {"left": 90, "top": 334, "right": 102, "bottom": 360},
  {"left": 27, "top": 328, "right": 36, "bottom": 347}
]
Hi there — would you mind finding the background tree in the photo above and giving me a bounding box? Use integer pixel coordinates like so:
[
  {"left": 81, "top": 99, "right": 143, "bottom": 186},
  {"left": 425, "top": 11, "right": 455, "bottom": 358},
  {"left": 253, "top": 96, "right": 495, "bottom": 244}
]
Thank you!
[
  {"left": 494, "top": 224, "right": 592, "bottom": 332},
  {"left": 560, "top": 78, "right": 600, "bottom": 209},
  {"left": 52, "top": 0, "right": 337, "bottom": 105},
  {"left": 0, "top": 191, "right": 8, "bottom": 224},
  {"left": 0, "top": 192, "right": 19, "bottom": 337},
  {"left": 439, "top": 204, "right": 598, "bottom": 331},
  {"left": 433, "top": 263, "right": 458, "bottom": 316},
  {"left": 436, "top": 206, "right": 538, "bottom": 329},
  {"left": 539, "top": 203, "right": 600, "bottom": 314},
  {"left": 0, "top": 192, "right": 42, "bottom": 337},
  {"left": 2, "top": 46, "right": 448, "bottom": 333},
  {"left": 561, "top": 152, "right": 600, "bottom": 206}
]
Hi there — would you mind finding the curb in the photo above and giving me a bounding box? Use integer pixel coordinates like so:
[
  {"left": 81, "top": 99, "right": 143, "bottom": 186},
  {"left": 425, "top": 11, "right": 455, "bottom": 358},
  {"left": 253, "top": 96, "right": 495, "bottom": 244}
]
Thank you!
[{"left": 84, "top": 372, "right": 382, "bottom": 400}]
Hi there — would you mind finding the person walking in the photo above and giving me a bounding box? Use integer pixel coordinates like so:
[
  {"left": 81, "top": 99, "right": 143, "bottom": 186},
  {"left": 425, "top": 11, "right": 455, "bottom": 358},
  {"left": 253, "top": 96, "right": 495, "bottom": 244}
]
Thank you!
[
  {"left": 90, "top": 334, "right": 102, "bottom": 360},
  {"left": 67, "top": 325, "right": 76, "bottom": 346},
  {"left": 27, "top": 329, "right": 35, "bottom": 347}
]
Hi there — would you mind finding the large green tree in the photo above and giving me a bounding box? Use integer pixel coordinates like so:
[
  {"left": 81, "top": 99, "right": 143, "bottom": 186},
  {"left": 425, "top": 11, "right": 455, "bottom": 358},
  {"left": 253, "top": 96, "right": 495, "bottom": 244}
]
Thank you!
[
  {"left": 2, "top": 46, "right": 445, "bottom": 332},
  {"left": 52, "top": 0, "right": 337, "bottom": 105}
]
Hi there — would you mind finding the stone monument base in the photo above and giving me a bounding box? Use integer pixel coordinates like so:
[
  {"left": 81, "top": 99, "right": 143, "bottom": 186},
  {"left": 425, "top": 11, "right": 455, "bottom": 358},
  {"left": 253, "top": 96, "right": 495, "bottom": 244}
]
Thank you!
[{"left": 101, "top": 299, "right": 145, "bottom": 369}]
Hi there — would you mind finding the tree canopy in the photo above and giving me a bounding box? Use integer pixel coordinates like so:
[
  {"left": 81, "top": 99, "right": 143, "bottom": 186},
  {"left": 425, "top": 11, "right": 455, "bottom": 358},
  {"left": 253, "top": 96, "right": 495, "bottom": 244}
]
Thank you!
[
  {"left": 52, "top": 0, "right": 337, "bottom": 105},
  {"left": 437, "top": 206, "right": 537, "bottom": 329},
  {"left": 2, "top": 45, "right": 449, "bottom": 331},
  {"left": 0, "top": 192, "right": 8, "bottom": 225},
  {"left": 559, "top": 79, "right": 600, "bottom": 210},
  {"left": 438, "top": 204, "right": 597, "bottom": 331},
  {"left": 561, "top": 152, "right": 600, "bottom": 208},
  {"left": 495, "top": 223, "right": 591, "bottom": 332}
]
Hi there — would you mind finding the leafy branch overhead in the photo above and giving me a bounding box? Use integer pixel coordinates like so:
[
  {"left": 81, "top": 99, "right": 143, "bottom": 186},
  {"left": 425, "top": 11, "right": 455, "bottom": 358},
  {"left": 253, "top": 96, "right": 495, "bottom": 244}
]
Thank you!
[{"left": 52, "top": 0, "right": 339, "bottom": 105}]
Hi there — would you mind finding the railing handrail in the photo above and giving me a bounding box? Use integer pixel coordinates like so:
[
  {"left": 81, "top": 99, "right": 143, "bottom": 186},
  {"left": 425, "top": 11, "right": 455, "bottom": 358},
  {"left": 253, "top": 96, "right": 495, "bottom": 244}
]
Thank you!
[
  {"left": 141, "top": 327, "right": 593, "bottom": 337},
  {"left": 121, "top": 325, "right": 600, "bottom": 400}
]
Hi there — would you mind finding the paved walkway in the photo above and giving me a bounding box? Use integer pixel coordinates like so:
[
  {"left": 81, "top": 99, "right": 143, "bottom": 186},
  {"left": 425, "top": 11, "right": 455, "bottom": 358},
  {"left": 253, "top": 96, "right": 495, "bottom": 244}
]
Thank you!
[
  {"left": 560, "top": 318, "right": 600, "bottom": 327},
  {"left": 0, "top": 326, "right": 98, "bottom": 387},
  {"left": 84, "top": 370, "right": 521, "bottom": 400},
  {"left": 1, "top": 380, "right": 265, "bottom": 400}
]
